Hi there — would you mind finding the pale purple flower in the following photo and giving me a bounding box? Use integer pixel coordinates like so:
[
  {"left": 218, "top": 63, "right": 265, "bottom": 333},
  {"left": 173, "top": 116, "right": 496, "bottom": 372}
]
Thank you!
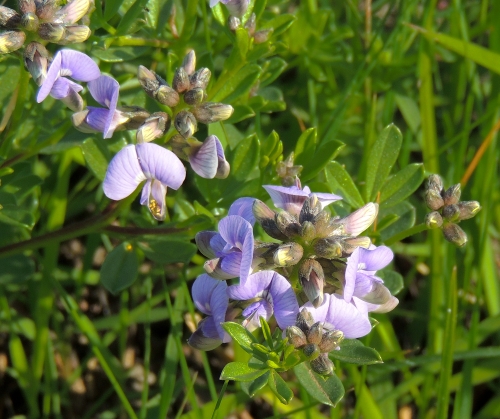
[
  {"left": 52, "top": 0, "right": 91, "bottom": 25},
  {"left": 188, "top": 274, "right": 230, "bottom": 350},
  {"left": 302, "top": 293, "right": 372, "bottom": 339},
  {"left": 195, "top": 215, "right": 254, "bottom": 284},
  {"left": 228, "top": 197, "right": 256, "bottom": 225},
  {"left": 209, "top": 0, "right": 249, "bottom": 16},
  {"left": 227, "top": 271, "right": 299, "bottom": 331},
  {"left": 37, "top": 49, "right": 100, "bottom": 112},
  {"left": 189, "top": 135, "right": 229, "bottom": 179},
  {"left": 103, "top": 143, "right": 186, "bottom": 221},
  {"left": 263, "top": 178, "right": 342, "bottom": 216},
  {"left": 344, "top": 245, "right": 399, "bottom": 313}
]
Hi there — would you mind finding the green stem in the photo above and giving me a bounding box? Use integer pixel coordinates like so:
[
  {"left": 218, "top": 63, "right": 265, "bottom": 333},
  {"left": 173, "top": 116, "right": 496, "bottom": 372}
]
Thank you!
[
  {"left": 384, "top": 223, "right": 428, "bottom": 246},
  {"left": 139, "top": 277, "right": 152, "bottom": 419},
  {"left": 211, "top": 380, "right": 229, "bottom": 419}
]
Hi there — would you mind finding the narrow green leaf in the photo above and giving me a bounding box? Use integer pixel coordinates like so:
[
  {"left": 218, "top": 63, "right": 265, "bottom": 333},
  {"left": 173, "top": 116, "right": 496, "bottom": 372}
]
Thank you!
[
  {"left": 211, "top": 64, "right": 261, "bottom": 103},
  {"left": 0, "top": 254, "right": 34, "bottom": 284},
  {"left": 260, "top": 57, "right": 288, "bottom": 87},
  {"left": 138, "top": 238, "right": 196, "bottom": 264},
  {"left": 378, "top": 270, "right": 404, "bottom": 296},
  {"left": 220, "top": 362, "right": 268, "bottom": 382},
  {"left": 81, "top": 138, "right": 111, "bottom": 181},
  {"left": 240, "top": 371, "right": 270, "bottom": 397},
  {"left": 92, "top": 46, "right": 149, "bottom": 63},
  {"left": 365, "top": 124, "right": 403, "bottom": 202},
  {"left": 330, "top": 339, "right": 383, "bottom": 365},
  {"left": 100, "top": 242, "right": 139, "bottom": 294},
  {"left": 115, "top": 0, "right": 149, "bottom": 35},
  {"left": 260, "top": 14, "right": 296, "bottom": 37},
  {"left": 379, "top": 163, "right": 424, "bottom": 208},
  {"left": 294, "top": 128, "right": 317, "bottom": 167},
  {"left": 225, "top": 105, "right": 255, "bottom": 124},
  {"left": 325, "top": 161, "right": 365, "bottom": 208},
  {"left": 394, "top": 94, "right": 421, "bottom": 133},
  {"left": 222, "top": 322, "right": 256, "bottom": 353},
  {"left": 267, "top": 370, "right": 293, "bottom": 404},
  {"left": 294, "top": 363, "right": 344, "bottom": 406},
  {"left": 301, "top": 140, "right": 345, "bottom": 182}
]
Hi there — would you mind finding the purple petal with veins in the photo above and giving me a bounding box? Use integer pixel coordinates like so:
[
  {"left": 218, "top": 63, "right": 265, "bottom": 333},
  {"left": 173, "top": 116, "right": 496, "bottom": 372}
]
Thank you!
[
  {"left": 50, "top": 77, "right": 82, "bottom": 99},
  {"left": 189, "top": 136, "right": 218, "bottom": 179},
  {"left": 228, "top": 197, "right": 256, "bottom": 225},
  {"left": 54, "top": 0, "right": 90, "bottom": 24}
]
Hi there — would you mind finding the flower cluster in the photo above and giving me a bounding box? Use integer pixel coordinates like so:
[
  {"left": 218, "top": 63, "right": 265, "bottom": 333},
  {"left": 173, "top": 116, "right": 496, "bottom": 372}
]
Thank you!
[
  {"left": 0, "top": 0, "right": 91, "bottom": 54},
  {"left": 424, "top": 174, "right": 481, "bottom": 246},
  {"left": 189, "top": 178, "right": 399, "bottom": 375}
]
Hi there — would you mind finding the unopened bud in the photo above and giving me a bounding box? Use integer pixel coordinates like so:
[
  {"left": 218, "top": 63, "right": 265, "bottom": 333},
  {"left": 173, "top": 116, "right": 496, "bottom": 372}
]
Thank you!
[
  {"left": 21, "top": 12, "right": 39, "bottom": 31},
  {"left": 172, "top": 67, "right": 190, "bottom": 93},
  {"left": 59, "top": 25, "right": 90, "bottom": 44},
  {"left": 310, "top": 353, "right": 334, "bottom": 375},
  {"left": 136, "top": 112, "right": 170, "bottom": 143},
  {"left": 36, "top": 0, "right": 59, "bottom": 19},
  {"left": 427, "top": 174, "right": 444, "bottom": 192},
  {"left": 138, "top": 66, "right": 180, "bottom": 107},
  {"left": 312, "top": 211, "right": 330, "bottom": 234},
  {"left": 184, "top": 87, "right": 205, "bottom": 106},
  {"left": 457, "top": 201, "right": 481, "bottom": 221},
  {"left": 275, "top": 210, "right": 300, "bottom": 238},
  {"left": 24, "top": 41, "right": 49, "bottom": 85},
  {"left": 442, "top": 223, "right": 467, "bottom": 247},
  {"left": 442, "top": 204, "right": 460, "bottom": 222},
  {"left": 425, "top": 211, "right": 443, "bottom": 229},
  {"left": 307, "top": 322, "right": 324, "bottom": 345},
  {"left": 296, "top": 309, "right": 314, "bottom": 333},
  {"left": 299, "top": 259, "right": 324, "bottom": 308},
  {"left": 253, "top": 200, "right": 287, "bottom": 241},
  {"left": 314, "top": 237, "right": 343, "bottom": 259},
  {"left": 0, "top": 30, "right": 26, "bottom": 54},
  {"left": 228, "top": 16, "right": 241, "bottom": 31},
  {"left": 38, "top": 22, "right": 65, "bottom": 42},
  {"left": 191, "top": 102, "right": 234, "bottom": 124},
  {"left": 119, "top": 106, "right": 150, "bottom": 129},
  {"left": 18, "top": 0, "right": 36, "bottom": 14},
  {"left": 216, "top": 158, "right": 230, "bottom": 179},
  {"left": 286, "top": 326, "right": 307, "bottom": 349},
  {"left": 156, "top": 84, "right": 180, "bottom": 107},
  {"left": 254, "top": 29, "right": 273, "bottom": 44},
  {"left": 225, "top": 0, "right": 250, "bottom": 17},
  {"left": 190, "top": 68, "right": 211, "bottom": 90},
  {"left": 318, "top": 330, "right": 344, "bottom": 353},
  {"left": 273, "top": 242, "right": 303, "bottom": 267},
  {"left": 299, "top": 194, "right": 322, "bottom": 224},
  {"left": 300, "top": 221, "right": 316, "bottom": 242},
  {"left": 342, "top": 236, "right": 371, "bottom": 255},
  {"left": 0, "top": 6, "right": 21, "bottom": 28},
  {"left": 424, "top": 189, "right": 444, "bottom": 211},
  {"left": 302, "top": 343, "right": 320, "bottom": 360},
  {"left": 61, "top": 89, "right": 83, "bottom": 112},
  {"left": 182, "top": 50, "right": 196, "bottom": 75},
  {"left": 443, "top": 183, "right": 461, "bottom": 206},
  {"left": 174, "top": 110, "right": 197, "bottom": 138},
  {"left": 244, "top": 12, "right": 256, "bottom": 35}
]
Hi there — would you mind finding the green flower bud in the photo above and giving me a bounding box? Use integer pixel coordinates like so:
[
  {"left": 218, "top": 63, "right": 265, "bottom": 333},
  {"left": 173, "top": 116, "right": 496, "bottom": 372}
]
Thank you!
[
  {"left": 425, "top": 211, "right": 443, "bottom": 229},
  {"left": 458, "top": 201, "right": 481, "bottom": 221},
  {"left": 0, "top": 30, "right": 25, "bottom": 54},
  {"left": 442, "top": 223, "right": 467, "bottom": 247},
  {"left": 191, "top": 102, "right": 234, "bottom": 124},
  {"left": 21, "top": 11, "right": 39, "bottom": 31},
  {"left": 174, "top": 110, "right": 197, "bottom": 138}
]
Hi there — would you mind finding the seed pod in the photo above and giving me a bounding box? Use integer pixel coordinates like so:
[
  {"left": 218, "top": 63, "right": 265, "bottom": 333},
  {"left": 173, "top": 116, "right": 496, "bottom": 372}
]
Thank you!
[
  {"left": 443, "top": 183, "right": 461, "bottom": 206},
  {"left": 299, "top": 259, "right": 325, "bottom": 308},
  {"left": 425, "top": 211, "right": 443, "bottom": 229},
  {"left": 184, "top": 87, "right": 205, "bottom": 106},
  {"left": 0, "top": 30, "right": 25, "bottom": 54},
  {"left": 457, "top": 201, "right": 481, "bottom": 221},
  {"left": 174, "top": 110, "right": 197, "bottom": 138},
  {"left": 310, "top": 353, "right": 334, "bottom": 375},
  {"left": 442, "top": 223, "right": 467, "bottom": 247},
  {"left": 0, "top": 6, "right": 21, "bottom": 28},
  {"left": 136, "top": 112, "right": 170, "bottom": 143},
  {"left": 191, "top": 102, "right": 234, "bottom": 124},
  {"left": 58, "top": 24, "right": 90, "bottom": 44},
  {"left": 38, "top": 22, "right": 65, "bottom": 42},
  {"left": 189, "top": 68, "right": 211, "bottom": 90},
  {"left": 182, "top": 50, "right": 196, "bottom": 76},
  {"left": 172, "top": 67, "right": 190, "bottom": 93}
]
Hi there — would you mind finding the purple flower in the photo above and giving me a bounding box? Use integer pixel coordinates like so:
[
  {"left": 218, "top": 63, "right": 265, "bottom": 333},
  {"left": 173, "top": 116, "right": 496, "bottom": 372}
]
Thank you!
[
  {"left": 344, "top": 245, "right": 399, "bottom": 313},
  {"left": 195, "top": 215, "right": 254, "bottom": 284},
  {"left": 189, "top": 135, "right": 230, "bottom": 179},
  {"left": 228, "top": 197, "right": 256, "bottom": 225},
  {"left": 302, "top": 293, "right": 372, "bottom": 339},
  {"left": 188, "top": 274, "right": 230, "bottom": 350},
  {"left": 263, "top": 178, "right": 341, "bottom": 216},
  {"left": 103, "top": 143, "right": 186, "bottom": 221},
  {"left": 37, "top": 49, "right": 100, "bottom": 111},
  {"left": 209, "top": 0, "right": 249, "bottom": 17},
  {"left": 227, "top": 271, "right": 299, "bottom": 331}
]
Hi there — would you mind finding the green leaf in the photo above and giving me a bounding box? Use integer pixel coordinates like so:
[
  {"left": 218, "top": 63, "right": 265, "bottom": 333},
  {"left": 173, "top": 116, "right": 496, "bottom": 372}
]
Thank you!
[
  {"left": 394, "top": 94, "right": 421, "bottom": 133},
  {"left": 294, "top": 363, "right": 344, "bottom": 406},
  {"left": 115, "top": 0, "right": 149, "bottom": 34},
  {"left": 222, "top": 322, "right": 257, "bottom": 353},
  {"left": 378, "top": 270, "right": 404, "bottom": 295},
  {"left": 0, "top": 254, "right": 34, "bottom": 284},
  {"left": 294, "top": 127, "right": 317, "bottom": 167},
  {"left": 365, "top": 124, "right": 403, "bottom": 202},
  {"left": 330, "top": 339, "right": 383, "bottom": 365},
  {"left": 80, "top": 138, "right": 111, "bottom": 181},
  {"left": 220, "top": 362, "right": 268, "bottom": 382},
  {"left": 261, "top": 14, "right": 296, "bottom": 37},
  {"left": 379, "top": 163, "right": 424, "bottom": 208},
  {"left": 100, "top": 242, "right": 139, "bottom": 294},
  {"left": 226, "top": 105, "right": 255, "bottom": 124},
  {"left": 325, "top": 161, "right": 365, "bottom": 209},
  {"left": 138, "top": 238, "right": 196, "bottom": 265},
  {"left": 379, "top": 201, "right": 416, "bottom": 242},
  {"left": 302, "top": 140, "right": 345, "bottom": 182},
  {"left": 259, "top": 316, "right": 273, "bottom": 348},
  {"left": 211, "top": 2, "right": 227, "bottom": 27},
  {"left": 92, "top": 46, "right": 150, "bottom": 62},
  {"left": 267, "top": 370, "right": 293, "bottom": 404},
  {"left": 211, "top": 64, "right": 261, "bottom": 103},
  {"left": 260, "top": 57, "right": 288, "bottom": 87},
  {"left": 240, "top": 371, "right": 270, "bottom": 397}
]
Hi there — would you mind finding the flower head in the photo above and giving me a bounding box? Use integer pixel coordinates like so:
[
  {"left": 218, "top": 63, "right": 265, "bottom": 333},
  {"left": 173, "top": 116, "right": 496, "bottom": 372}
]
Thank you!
[{"left": 103, "top": 143, "right": 186, "bottom": 221}]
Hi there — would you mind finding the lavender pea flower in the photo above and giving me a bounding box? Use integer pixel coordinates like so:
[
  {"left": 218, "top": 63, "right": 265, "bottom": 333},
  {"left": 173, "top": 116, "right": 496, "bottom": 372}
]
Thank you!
[
  {"left": 209, "top": 0, "right": 249, "bottom": 17},
  {"left": 188, "top": 274, "right": 230, "bottom": 351},
  {"left": 37, "top": 49, "right": 100, "bottom": 111},
  {"left": 189, "top": 135, "right": 230, "bottom": 179},
  {"left": 227, "top": 270, "right": 299, "bottom": 331},
  {"left": 103, "top": 143, "right": 186, "bottom": 221}
]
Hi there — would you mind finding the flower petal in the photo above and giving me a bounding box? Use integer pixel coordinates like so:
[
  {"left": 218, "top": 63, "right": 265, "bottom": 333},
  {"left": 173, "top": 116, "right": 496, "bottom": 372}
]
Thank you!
[
  {"left": 269, "top": 272, "right": 299, "bottom": 329},
  {"left": 358, "top": 245, "right": 393, "bottom": 271},
  {"left": 49, "top": 76, "right": 82, "bottom": 99},
  {"left": 192, "top": 273, "right": 222, "bottom": 315},
  {"left": 103, "top": 145, "right": 146, "bottom": 200},
  {"left": 54, "top": 0, "right": 90, "bottom": 24},
  {"left": 228, "top": 197, "right": 256, "bottom": 225},
  {"left": 344, "top": 248, "right": 360, "bottom": 302},
  {"left": 219, "top": 252, "right": 242, "bottom": 277},
  {"left": 136, "top": 143, "right": 186, "bottom": 190},
  {"left": 88, "top": 75, "right": 119, "bottom": 108},
  {"left": 210, "top": 280, "right": 230, "bottom": 341},
  {"left": 263, "top": 184, "right": 308, "bottom": 214},
  {"left": 86, "top": 106, "right": 109, "bottom": 132},
  {"left": 217, "top": 215, "right": 253, "bottom": 250},
  {"left": 148, "top": 179, "right": 167, "bottom": 221},
  {"left": 195, "top": 231, "right": 218, "bottom": 259},
  {"left": 227, "top": 271, "right": 273, "bottom": 301},
  {"left": 37, "top": 50, "right": 62, "bottom": 103},
  {"left": 314, "top": 192, "right": 342, "bottom": 209},
  {"left": 189, "top": 135, "right": 218, "bottom": 179},
  {"left": 59, "top": 49, "right": 100, "bottom": 82}
]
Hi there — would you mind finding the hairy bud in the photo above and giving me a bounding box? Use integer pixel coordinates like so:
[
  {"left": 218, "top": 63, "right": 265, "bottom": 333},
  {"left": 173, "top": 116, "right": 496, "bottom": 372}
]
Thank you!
[
  {"left": 190, "top": 68, "right": 211, "bottom": 90},
  {"left": 275, "top": 210, "right": 301, "bottom": 238},
  {"left": 318, "top": 330, "right": 344, "bottom": 353},
  {"left": 253, "top": 200, "right": 288, "bottom": 241},
  {"left": 0, "top": 6, "right": 21, "bottom": 28},
  {"left": 21, "top": 12, "right": 39, "bottom": 31},
  {"left": 442, "top": 204, "right": 460, "bottom": 222},
  {"left": 19, "top": 0, "right": 36, "bottom": 14},
  {"left": 458, "top": 201, "right": 481, "bottom": 221},
  {"left": 228, "top": 16, "right": 241, "bottom": 31},
  {"left": 310, "top": 354, "right": 334, "bottom": 375},
  {"left": 254, "top": 29, "right": 273, "bottom": 44},
  {"left": 182, "top": 50, "right": 196, "bottom": 75},
  {"left": 174, "top": 110, "right": 197, "bottom": 138},
  {"left": 59, "top": 25, "right": 91, "bottom": 44},
  {"left": 314, "top": 237, "right": 343, "bottom": 259},
  {"left": 38, "top": 22, "right": 65, "bottom": 42},
  {"left": 425, "top": 211, "right": 443, "bottom": 229},
  {"left": 299, "top": 195, "right": 322, "bottom": 224},
  {"left": 172, "top": 67, "right": 190, "bottom": 93},
  {"left": 296, "top": 309, "right": 314, "bottom": 333},
  {"left": 443, "top": 183, "right": 461, "bottom": 206},
  {"left": 191, "top": 102, "right": 234, "bottom": 124},
  {"left": 244, "top": 12, "right": 256, "bottom": 35},
  {"left": 307, "top": 322, "right": 324, "bottom": 345},
  {"left": 273, "top": 242, "right": 303, "bottom": 267},
  {"left": 0, "top": 30, "right": 26, "bottom": 54},
  {"left": 286, "top": 326, "right": 307, "bottom": 349},
  {"left": 442, "top": 223, "right": 467, "bottom": 247},
  {"left": 136, "top": 112, "right": 170, "bottom": 143},
  {"left": 225, "top": 0, "right": 250, "bottom": 17},
  {"left": 24, "top": 41, "right": 49, "bottom": 85},
  {"left": 299, "top": 259, "right": 324, "bottom": 308},
  {"left": 184, "top": 87, "right": 205, "bottom": 106}
]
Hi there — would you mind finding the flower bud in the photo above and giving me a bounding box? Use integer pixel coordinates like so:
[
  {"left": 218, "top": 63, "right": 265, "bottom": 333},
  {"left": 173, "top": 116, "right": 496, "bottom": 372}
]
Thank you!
[
  {"left": 19, "top": 0, "right": 36, "bottom": 14},
  {"left": 443, "top": 183, "right": 461, "bottom": 206},
  {"left": 0, "top": 6, "right": 21, "bottom": 28},
  {"left": 36, "top": 0, "right": 59, "bottom": 19},
  {"left": 286, "top": 326, "right": 307, "bottom": 349},
  {"left": 302, "top": 343, "right": 320, "bottom": 360},
  {"left": 299, "top": 259, "right": 324, "bottom": 308},
  {"left": 339, "top": 236, "right": 371, "bottom": 257},
  {"left": 0, "top": 30, "right": 25, "bottom": 54},
  {"left": 190, "top": 68, "right": 211, "bottom": 90},
  {"left": 244, "top": 12, "right": 256, "bottom": 35},
  {"left": 136, "top": 112, "right": 170, "bottom": 143},
  {"left": 169, "top": 134, "right": 189, "bottom": 160},
  {"left": 156, "top": 85, "right": 180, "bottom": 107},
  {"left": 307, "top": 322, "right": 324, "bottom": 345},
  {"left": 138, "top": 66, "right": 180, "bottom": 108},
  {"left": 425, "top": 211, "right": 443, "bottom": 229},
  {"left": 215, "top": 158, "right": 230, "bottom": 179},
  {"left": 300, "top": 221, "right": 316, "bottom": 242},
  {"left": 225, "top": 0, "right": 250, "bottom": 17},
  {"left": 184, "top": 87, "right": 205, "bottom": 106},
  {"left": 172, "top": 67, "right": 190, "bottom": 93},
  {"left": 24, "top": 41, "right": 49, "bottom": 86},
  {"left": 182, "top": 50, "right": 196, "bottom": 76},
  {"left": 277, "top": 153, "right": 303, "bottom": 184},
  {"left": 442, "top": 204, "right": 460, "bottom": 222},
  {"left": 228, "top": 16, "right": 241, "bottom": 31},
  {"left": 59, "top": 25, "right": 91, "bottom": 44},
  {"left": 458, "top": 201, "right": 481, "bottom": 221},
  {"left": 38, "top": 22, "right": 65, "bottom": 42},
  {"left": 314, "top": 237, "right": 343, "bottom": 259},
  {"left": 424, "top": 189, "right": 444, "bottom": 211},
  {"left": 254, "top": 29, "right": 273, "bottom": 44},
  {"left": 21, "top": 11, "right": 39, "bottom": 31},
  {"left": 296, "top": 309, "right": 314, "bottom": 333},
  {"left": 253, "top": 241, "right": 280, "bottom": 269},
  {"left": 310, "top": 353, "right": 334, "bottom": 375},
  {"left": 312, "top": 211, "right": 330, "bottom": 233},
  {"left": 442, "top": 223, "right": 467, "bottom": 247},
  {"left": 318, "top": 330, "right": 344, "bottom": 353},
  {"left": 253, "top": 200, "right": 288, "bottom": 241},
  {"left": 191, "top": 102, "right": 234, "bottom": 124},
  {"left": 174, "top": 110, "right": 197, "bottom": 138},
  {"left": 273, "top": 242, "right": 303, "bottom": 267},
  {"left": 299, "top": 194, "right": 322, "bottom": 224},
  {"left": 275, "top": 210, "right": 300, "bottom": 238},
  {"left": 119, "top": 106, "right": 150, "bottom": 129},
  {"left": 61, "top": 89, "right": 84, "bottom": 112},
  {"left": 427, "top": 174, "right": 444, "bottom": 193}
]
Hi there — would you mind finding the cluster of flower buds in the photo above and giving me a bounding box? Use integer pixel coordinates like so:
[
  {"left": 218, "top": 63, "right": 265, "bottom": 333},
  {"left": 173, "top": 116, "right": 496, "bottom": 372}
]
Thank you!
[
  {"left": 286, "top": 309, "right": 344, "bottom": 375},
  {"left": 424, "top": 174, "right": 481, "bottom": 247},
  {"left": 0, "top": 0, "right": 91, "bottom": 54},
  {"left": 276, "top": 152, "right": 303, "bottom": 187},
  {"left": 228, "top": 12, "right": 273, "bottom": 44},
  {"left": 253, "top": 183, "right": 378, "bottom": 307}
]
